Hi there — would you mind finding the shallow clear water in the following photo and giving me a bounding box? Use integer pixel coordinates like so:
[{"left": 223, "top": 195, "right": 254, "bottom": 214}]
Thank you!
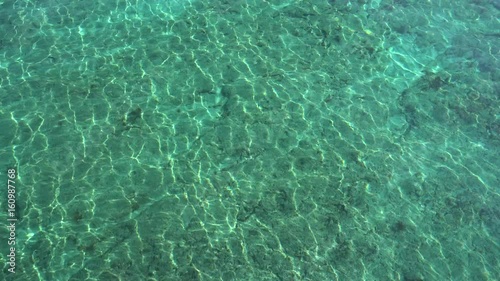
[{"left": 0, "top": 0, "right": 499, "bottom": 280}]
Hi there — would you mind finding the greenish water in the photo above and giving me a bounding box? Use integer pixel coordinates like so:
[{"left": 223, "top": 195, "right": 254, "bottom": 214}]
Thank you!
[{"left": 0, "top": 0, "right": 499, "bottom": 280}]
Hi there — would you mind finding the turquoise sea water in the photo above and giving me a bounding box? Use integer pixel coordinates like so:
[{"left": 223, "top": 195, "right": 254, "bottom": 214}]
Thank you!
[{"left": 0, "top": 0, "right": 499, "bottom": 280}]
